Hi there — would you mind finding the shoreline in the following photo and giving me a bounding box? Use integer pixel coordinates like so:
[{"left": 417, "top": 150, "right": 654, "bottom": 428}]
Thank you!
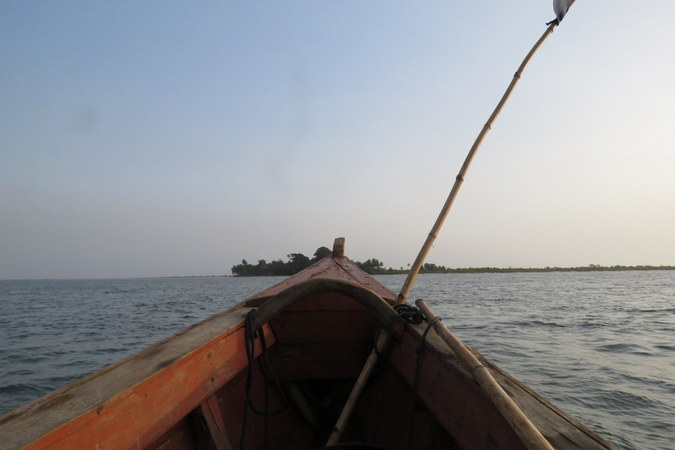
[
  {"left": 3, "top": 265, "right": 674, "bottom": 281},
  {"left": 231, "top": 265, "right": 675, "bottom": 277}
]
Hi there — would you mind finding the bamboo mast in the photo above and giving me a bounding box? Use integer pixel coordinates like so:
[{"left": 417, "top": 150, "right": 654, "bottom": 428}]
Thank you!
[
  {"left": 396, "top": 22, "right": 557, "bottom": 305},
  {"left": 326, "top": 21, "right": 561, "bottom": 447}
]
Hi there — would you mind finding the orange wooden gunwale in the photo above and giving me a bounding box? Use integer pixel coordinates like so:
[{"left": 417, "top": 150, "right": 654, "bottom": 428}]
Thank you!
[
  {"left": 30, "top": 324, "right": 274, "bottom": 449},
  {"left": 0, "top": 311, "right": 274, "bottom": 449}
]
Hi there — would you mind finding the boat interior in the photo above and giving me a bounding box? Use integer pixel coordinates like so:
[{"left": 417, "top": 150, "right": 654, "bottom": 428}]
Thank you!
[{"left": 150, "top": 278, "right": 524, "bottom": 450}]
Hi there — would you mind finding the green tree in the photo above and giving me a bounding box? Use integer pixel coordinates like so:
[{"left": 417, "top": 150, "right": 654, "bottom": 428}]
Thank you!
[
  {"left": 288, "top": 253, "right": 311, "bottom": 274},
  {"left": 312, "top": 246, "right": 332, "bottom": 261},
  {"left": 356, "top": 258, "right": 384, "bottom": 274}
]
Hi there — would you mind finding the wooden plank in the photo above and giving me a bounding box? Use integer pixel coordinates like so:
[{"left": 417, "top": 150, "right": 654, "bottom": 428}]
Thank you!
[
  {"left": 416, "top": 299, "right": 554, "bottom": 450},
  {"left": 215, "top": 356, "right": 315, "bottom": 450},
  {"left": 389, "top": 327, "right": 526, "bottom": 449},
  {"left": 342, "top": 365, "right": 457, "bottom": 449},
  {"left": 0, "top": 305, "right": 250, "bottom": 439},
  {"left": 0, "top": 313, "right": 274, "bottom": 449},
  {"left": 245, "top": 256, "right": 397, "bottom": 306},
  {"left": 244, "top": 258, "right": 347, "bottom": 306},
  {"left": 283, "top": 381, "right": 322, "bottom": 432},
  {"left": 249, "top": 279, "right": 398, "bottom": 335},
  {"left": 282, "top": 292, "right": 371, "bottom": 312},
  {"left": 334, "top": 257, "right": 398, "bottom": 301},
  {"left": 152, "top": 418, "right": 198, "bottom": 450},
  {"left": 267, "top": 341, "right": 373, "bottom": 379},
  {"left": 332, "top": 237, "right": 345, "bottom": 257},
  {"left": 199, "top": 395, "right": 233, "bottom": 450},
  {"left": 390, "top": 322, "right": 616, "bottom": 449},
  {"left": 270, "top": 309, "right": 376, "bottom": 343}
]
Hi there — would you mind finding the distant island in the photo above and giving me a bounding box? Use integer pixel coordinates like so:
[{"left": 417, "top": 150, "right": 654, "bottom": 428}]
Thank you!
[{"left": 231, "top": 247, "right": 674, "bottom": 276}]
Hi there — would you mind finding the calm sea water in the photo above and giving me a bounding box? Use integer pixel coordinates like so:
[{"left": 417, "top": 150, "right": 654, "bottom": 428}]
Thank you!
[{"left": 1, "top": 271, "right": 673, "bottom": 449}]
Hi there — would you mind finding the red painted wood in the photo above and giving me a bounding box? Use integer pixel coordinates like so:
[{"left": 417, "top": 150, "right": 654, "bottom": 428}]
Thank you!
[
  {"left": 282, "top": 292, "right": 372, "bottom": 313},
  {"left": 389, "top": 327, "right": 526, "bottom": 449},
  {"left": 200, "top": 395, "right": 233, "bottom": 450},
  {"left": 245, "top": 256, "right": 397, "bottom": 306},
  {"left": 266, "top": 292, "right": 381, "bottom": 379},
  {"left": 271, "top": 311, "right": 376, "bottom": 343},
  {"left": 267, "top": 341, "right": 373, "bottom": 379},
  {"left": 334, "top": 257, "right": 397, "bottom": 301},
  {"left": 152, "top": 418, "right": 198, "bottom": 450},
  {"left": 24, "top": 324, "right": 275, "bottom": 450},
  {"left": 343, "top": 366, "right": 458, "bottom": 449},
  {"left": 215, "top": 356, "right": 315, "bottom": 450}
]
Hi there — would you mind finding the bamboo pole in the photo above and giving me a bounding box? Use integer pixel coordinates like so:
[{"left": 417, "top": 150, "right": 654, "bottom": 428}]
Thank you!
[
  {"left": 415, "top": 299, "right": 554, "bottom": 450},
  {"left": 396, "top": 23, "right": 558, "bottom": 306},
  {"left": 326, "top": 22, "right": 560, "bottom": 447},
  {"left": 325, "top": 332, "right": 391, "bottom": 445}
]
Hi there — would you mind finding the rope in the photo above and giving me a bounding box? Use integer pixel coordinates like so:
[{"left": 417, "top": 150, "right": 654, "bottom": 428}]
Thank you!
[
  {"left": 393, "top": 304, "right": 424, "bottom": 324},
  {"left": 407, "top": 315, "right": 443, "bottom": 449},
  {"left": 239, "top": 309, "right": 289, "bottom": 450},
  {"left": 372, "top": 304, "right": 425, "bottom": 359},
  {"left": 413, "top": 315, "right": 442, "bottom": 401}
]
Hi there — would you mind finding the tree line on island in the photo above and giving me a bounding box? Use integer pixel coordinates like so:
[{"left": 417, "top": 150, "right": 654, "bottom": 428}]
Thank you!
[
  {"left": 230, "top": 247, "right": 674, "bottom": 276},
  {"left": 231, "top": 247, "right": 332, "bottom": 277},
  {"left": 230, "top": 246, "right": 405, "bottom": 277}
]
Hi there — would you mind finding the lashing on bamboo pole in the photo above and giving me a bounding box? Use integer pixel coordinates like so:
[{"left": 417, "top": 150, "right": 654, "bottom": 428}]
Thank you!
[{"left": 327, "top": 15, "right": 568, "bottom": 447}]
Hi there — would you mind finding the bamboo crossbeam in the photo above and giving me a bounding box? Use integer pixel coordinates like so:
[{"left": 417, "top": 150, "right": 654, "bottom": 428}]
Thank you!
[{"left": 415, "top": 299, "right": 554, "bottom": 450}]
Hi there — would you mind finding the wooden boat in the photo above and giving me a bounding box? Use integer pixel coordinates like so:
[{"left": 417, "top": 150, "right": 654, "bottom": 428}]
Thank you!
[{"left": 0, "top": 239, "right": 615, "bottom": 449}]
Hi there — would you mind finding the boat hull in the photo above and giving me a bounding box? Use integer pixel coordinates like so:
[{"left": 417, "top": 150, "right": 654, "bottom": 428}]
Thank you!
[{"left": 0, "top": 256, "right": 616, "bottom": 449}]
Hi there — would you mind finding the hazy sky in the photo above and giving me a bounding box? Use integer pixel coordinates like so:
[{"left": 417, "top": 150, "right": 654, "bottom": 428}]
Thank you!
[{"left": 2, "top": 1, "right": 674, "bottom": 279}]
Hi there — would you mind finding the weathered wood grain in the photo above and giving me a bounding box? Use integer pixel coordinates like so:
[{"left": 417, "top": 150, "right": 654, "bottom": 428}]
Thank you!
[
  {"left": 245, "top": 257, "right": 397, "bottom": 306},
  {"left": 389, "top": 317, "right": 618, "bottom": 449},
  {"left": 0, "top": 306, "right": 272, "bottom": 449}
]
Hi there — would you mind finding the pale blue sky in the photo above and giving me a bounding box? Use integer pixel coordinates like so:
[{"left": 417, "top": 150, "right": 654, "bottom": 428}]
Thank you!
[{"left": 2, "top": 1, "right": 674, "bottom": 279}]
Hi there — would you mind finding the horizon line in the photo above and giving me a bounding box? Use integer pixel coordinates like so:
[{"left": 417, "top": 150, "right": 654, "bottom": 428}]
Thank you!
[{"left": 2, "top": 263, "right": 674, "bottom": 282}]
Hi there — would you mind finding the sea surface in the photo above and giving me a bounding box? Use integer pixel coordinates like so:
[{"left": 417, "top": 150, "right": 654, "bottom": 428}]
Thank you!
[{"left": 1, "top": 271, "right": 673, "bottom": 449}]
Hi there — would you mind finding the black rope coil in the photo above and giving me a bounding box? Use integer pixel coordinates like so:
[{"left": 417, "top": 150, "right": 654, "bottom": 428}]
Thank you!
[
  {"left": 240, "top": 309, "right": 289, "bottom": 450},
  {"left": 393, "top": 304, "right": 425, "bottom": 325}
]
